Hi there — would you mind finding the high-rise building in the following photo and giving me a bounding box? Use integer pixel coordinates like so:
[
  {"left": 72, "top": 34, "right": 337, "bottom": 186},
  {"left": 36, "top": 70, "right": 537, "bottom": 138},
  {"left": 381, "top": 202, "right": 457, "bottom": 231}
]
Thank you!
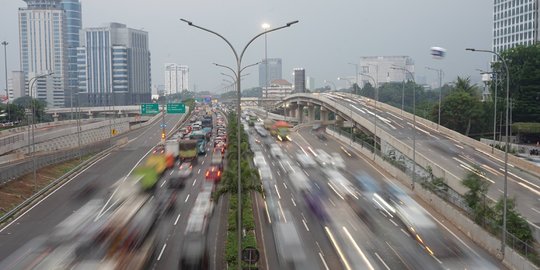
[
  {"left": 164, "top": 63, "right": 189, "bottom": 95},
  {"left": 19, "top": 0, "right": 67, "bottom": 107},
  {"left": 293, "top": 68, "right": 306, "bottom": 93},
  {"left": 8, "top": 71, "right": 26, "bottom": 100},
  {"left": 493, "top": 0, "right": 539, "bottom": 57},
  {"left": 259, "top": 58, "right": 282, "bottom": 88},
  {"left": 306, "top": 76, "right": 315, "bottom": 91},
  {"left": 264, "top": 79, "right": 293, "bottom": 99},
  {"left": 61, "top": 0, "right": 82, "bottom": 108},
  {"left": 358, "top": 56, "right": 414, "bottom": 87},
  {"left": 77, "top": 23, "right": 151, "bottom": 106}
]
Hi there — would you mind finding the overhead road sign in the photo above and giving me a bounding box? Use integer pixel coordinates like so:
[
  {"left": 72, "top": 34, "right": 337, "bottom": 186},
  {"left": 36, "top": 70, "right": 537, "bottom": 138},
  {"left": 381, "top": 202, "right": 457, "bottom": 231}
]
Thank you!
[
  {"left": 141, "top": 103, "right": 159, "bottom": 114},
  {"left": 167, "top": 103, "right": 186, "bottom": 114}
]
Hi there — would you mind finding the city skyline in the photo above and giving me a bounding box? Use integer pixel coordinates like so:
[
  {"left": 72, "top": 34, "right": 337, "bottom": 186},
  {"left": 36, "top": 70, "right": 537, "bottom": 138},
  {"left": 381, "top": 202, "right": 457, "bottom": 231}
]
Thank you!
[{"left": 2, "top": 0, "right": 493, "bottom": 96}]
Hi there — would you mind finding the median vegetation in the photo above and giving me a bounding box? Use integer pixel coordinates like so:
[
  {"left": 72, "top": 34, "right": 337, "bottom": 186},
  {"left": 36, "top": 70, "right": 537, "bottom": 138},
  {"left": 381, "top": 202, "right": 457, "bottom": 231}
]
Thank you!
[{"left": 216, "top": 111, "right": 261, "bottom": 268}]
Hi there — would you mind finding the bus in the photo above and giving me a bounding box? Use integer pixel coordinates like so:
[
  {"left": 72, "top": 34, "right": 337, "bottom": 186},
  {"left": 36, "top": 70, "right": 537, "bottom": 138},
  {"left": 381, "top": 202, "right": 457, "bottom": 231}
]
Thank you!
[{"left": 190, "top": 131, "right": 207, "bottom": 155}]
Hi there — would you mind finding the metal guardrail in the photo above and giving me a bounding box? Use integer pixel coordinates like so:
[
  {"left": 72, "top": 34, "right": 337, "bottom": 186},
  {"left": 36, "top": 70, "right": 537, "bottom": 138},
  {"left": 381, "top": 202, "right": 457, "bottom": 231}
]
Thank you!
[
  {"left": 0, "top": 134, "right": 25, "bottom": 147},
  {"left": 0, "top": 141, "right": 111, "bottom": 186},
  {"left": 0, "top": 142, "right": 116, "bottom": 227}
]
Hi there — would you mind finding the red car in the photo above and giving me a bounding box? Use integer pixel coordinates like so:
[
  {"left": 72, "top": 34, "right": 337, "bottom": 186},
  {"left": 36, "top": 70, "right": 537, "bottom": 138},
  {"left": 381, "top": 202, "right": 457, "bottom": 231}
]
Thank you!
[{"left": 205, "top": 166, "right": 222, "bottom": 183}]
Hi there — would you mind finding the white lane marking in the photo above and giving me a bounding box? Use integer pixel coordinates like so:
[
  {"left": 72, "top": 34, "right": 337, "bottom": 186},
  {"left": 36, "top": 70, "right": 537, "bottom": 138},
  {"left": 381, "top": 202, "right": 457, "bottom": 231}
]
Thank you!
[
  {"left": 201, "top": 160, "right": 205, "bottom": 165},
  {"left": 283, "top": 182, "right": 288, "bottom": 189},
  {"left": 274, "top": 184, "right": 281, "bottom": 200},
  {"left": 532, "top": 208, "right": 540, "bottom": 215},
  {"left": 455, "top": 144, "right": 464, "bottom": 149},
  {"left": 160, "top": 181, "right": 166, "bottom": 188},
  {"left": 185, "top": 194, "right": 190, "bottom": 203},
  {"left": 374, "top": 252, "right": 391, "bottom": 270},
  {"left": 157, "top": 243, "right": 167, "bottom": 261},
  {"left": 303, "top": 169, "right": 310, "bottom": 177},
  {"left": 324, "top": 226, "right": 352, "bottom": 270},
  {"left": 263, "top": 200, "right": 272, "bottom": 223},
  {"left": 0, "top": 153, "right": 111, "bottom": 233},
  {"left": 197, "top": 169, "right": 201, "bottom": 174},
  {"left": 475, "top": 147, "right": 515, "bottom": 167},
  {"left": 319, "top": 252, "right": 330, "bottom": 270},
  {"left": 192, "top": 179, "right": 197, "bottom": 186},
  {"left": 174, "top": 213, "right": 181, "bottom": 225},
  {"left": 482, "top": 164, "right": 503, "bottom": 176},
  {"left": 277, "top": 200, "right": 287, "bottom": 222},
  {"left": 276, "top": 171, "right": 281, "bottom": 177},
  {"left": 302, "top": 219, "right": 310, "bottom": 231},
  {"left": 386, "top": 111, "right": 404, "bottom": 121},
  {"left": 343, "top": 226, "right": 375, "bottom": 270},
  {"left": 400, "top": 228, "right": 410, "bottom": 237},
  {"left": 169, "top": 170, "right": 174, "bottom": 176},
  {"left": 389, "top": 219, "right": 399, "bottom": 227},
  {"left": 291, "top": 197, "right": 297, "bottom": 206}
]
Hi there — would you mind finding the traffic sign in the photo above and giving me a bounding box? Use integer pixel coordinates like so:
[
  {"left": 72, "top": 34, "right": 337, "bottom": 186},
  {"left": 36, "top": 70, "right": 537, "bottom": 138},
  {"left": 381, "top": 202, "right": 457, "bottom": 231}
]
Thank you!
[
  {"left": 141, "top": 103, "right": 159, "bottom": 114},
  {"left": 195, "top": 98, "right": 203, "bottom": 103},
  {"left": 166, "top": 103, "right": 185, "bottom": 114},
  {"left": 204, "top": 97, "right": 211, "bottom": 103}
]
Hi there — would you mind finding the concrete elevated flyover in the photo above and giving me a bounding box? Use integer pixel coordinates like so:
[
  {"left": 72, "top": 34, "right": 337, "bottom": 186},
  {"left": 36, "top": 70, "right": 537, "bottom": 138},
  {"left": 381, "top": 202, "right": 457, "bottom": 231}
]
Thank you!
[{"left": 45, "top": 105, "right": 142, "bottom": 121}]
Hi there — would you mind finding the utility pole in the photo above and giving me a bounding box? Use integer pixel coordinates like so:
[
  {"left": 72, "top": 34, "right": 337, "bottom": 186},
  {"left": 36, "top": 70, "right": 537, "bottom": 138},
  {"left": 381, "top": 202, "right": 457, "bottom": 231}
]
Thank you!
[{"left": 2, "top": 41, "right": 9, "bottom": 123}]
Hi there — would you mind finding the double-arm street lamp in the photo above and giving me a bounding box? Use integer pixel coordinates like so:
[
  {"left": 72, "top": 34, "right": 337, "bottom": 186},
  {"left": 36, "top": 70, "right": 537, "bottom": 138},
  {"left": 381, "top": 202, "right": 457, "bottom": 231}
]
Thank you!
[
  {"left": 28, "top": 72, "right": 54, "bottom": 192},
  {"left": 466, "top": 47, "right": 510, "bottom": 258},
  {"left": 425, "top": 66, "right": 444, "bottom": 129},
  {"left": 181, "top": 19, "right": 298, "bottom": 268},
  {"left": 390, "top": 66, "right": 417, "bottom": 190}
]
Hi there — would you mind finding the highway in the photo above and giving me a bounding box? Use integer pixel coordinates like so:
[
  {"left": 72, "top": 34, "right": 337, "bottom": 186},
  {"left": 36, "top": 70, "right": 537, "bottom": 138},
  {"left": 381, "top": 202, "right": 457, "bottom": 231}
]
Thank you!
[
  {"left": 248, "top": 115, "right": 504, "bottom": 270},
  {"left": 0, "top": 112, "right": 227, "bottom": 269},
  {"left": 321, "top": 92, "right": 540, "bottom": 228}
]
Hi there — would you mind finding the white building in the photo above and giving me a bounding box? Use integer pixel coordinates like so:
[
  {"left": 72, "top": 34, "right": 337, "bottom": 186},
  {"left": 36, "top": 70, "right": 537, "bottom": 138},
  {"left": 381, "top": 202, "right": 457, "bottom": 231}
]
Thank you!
[
  {"left": 358, "top": 56, "right": 414, "bottom": 87},
  {"left": 306, "top": 76, "right": 315, "bottom": 91},
  {"left": 493, "top": 0, "right": 539, "bottom": 57},
  {"left": 19, "top": 0, "right": 67, "bottom": 107},
  {"left": 263, "top": 79, "right": 293, "bottom": 99},
  {"left": 8, "top": 71, "right": 26, "bottom": 100},
  {"left": 77, "top": 23, "right": 151, "bottom": 106},
  {"left": 164, "top": 63, "right": 189, "bottom": 95}
]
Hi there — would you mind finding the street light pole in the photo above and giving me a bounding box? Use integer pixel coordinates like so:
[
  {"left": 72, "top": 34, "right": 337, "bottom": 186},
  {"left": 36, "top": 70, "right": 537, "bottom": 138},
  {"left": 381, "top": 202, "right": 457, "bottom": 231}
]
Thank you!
[
  {"left": 28, "top": 72, "right": 54, "bottom": 192},
  {"left": 466, "top": 48, "right": 510, "bottom": 257},
  {"left": 360, "top": 73, "right": 378, "bottom": 154},
  {"left": 426, "top": 66, "right": 443, "bottom": 129},
  {"left": 2, "top": 41, "right": 9, "bottom": 123},
  {"left": 181, "top": 19, "right": 298, "bottom": 269},
  {"left": 391, "top": 66, "right": 416, "bottom": 190}
]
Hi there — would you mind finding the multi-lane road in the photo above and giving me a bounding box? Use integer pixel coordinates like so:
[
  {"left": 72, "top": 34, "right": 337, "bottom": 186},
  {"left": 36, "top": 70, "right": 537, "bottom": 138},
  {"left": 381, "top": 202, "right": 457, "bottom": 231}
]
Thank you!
[
  {"left": 0, "top": 112, "right": 228, "bottom": 269},
  {"left": 320, "top": 92, "right": 540, "bottom": 228},
  {"left": 248, "top": 115, "right": 504, "bottom": 269}
]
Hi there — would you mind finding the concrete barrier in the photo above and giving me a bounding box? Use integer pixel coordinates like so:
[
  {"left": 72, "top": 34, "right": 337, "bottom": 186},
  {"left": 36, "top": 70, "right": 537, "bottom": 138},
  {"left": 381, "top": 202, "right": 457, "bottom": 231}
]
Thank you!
[{"left": 326, "top": 128, "right": 539, "bottom": 270}]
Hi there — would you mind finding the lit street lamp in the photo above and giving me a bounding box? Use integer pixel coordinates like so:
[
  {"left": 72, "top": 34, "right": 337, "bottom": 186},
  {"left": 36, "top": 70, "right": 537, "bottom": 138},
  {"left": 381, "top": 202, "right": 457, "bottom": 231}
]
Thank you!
[
  {"left": 28, "top": 72, "right": 54, "bottom": 192},
  {"left": 466, "top": 47, "right": 510, "bottom": 258},
  {"left": 390, "top": 66, "right": 416, "bottom": 190},
  {"left": 180, "top": 18, "right": 298, "bottom": 268}
]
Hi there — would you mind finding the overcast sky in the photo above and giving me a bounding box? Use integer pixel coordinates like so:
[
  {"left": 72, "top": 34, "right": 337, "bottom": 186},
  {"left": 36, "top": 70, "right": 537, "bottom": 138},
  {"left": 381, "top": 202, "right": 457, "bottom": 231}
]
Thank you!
[{"left": 1, "top": 0, "right": 493, "bottom": 94}]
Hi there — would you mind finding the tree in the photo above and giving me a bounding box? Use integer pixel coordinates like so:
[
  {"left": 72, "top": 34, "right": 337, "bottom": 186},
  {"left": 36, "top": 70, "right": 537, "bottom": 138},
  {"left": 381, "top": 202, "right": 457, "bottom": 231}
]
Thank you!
[
  {"left": 461, "top": 169, "right": 492, "bottom": 224},
  {"left": 438, "top": 77, "right": 484, "bottom": 135},
  {"left": 497, "top": 44, "right": 540, "bottom": 123},
  {"left": 494, "top": 197, "right": 534, "bottom": 245},
  {"left": 12, "top": 96, "right": 48, "bottom": 124}
]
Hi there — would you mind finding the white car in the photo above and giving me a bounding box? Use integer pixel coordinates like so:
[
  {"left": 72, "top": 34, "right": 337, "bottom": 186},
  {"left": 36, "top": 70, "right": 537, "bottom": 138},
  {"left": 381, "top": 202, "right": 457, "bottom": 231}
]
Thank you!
[
  {"left": 296, "top": 152, "right": 317, "bottom": 168},
  {"left": 253, "top": 152, "right": 266, "bottom": 168},
  {"left": 331, "top": 152, "right": 346, "bottom": 170},
  {"left": 315, "top": 149, "right": 332, "bottom": 166},
  {"left": 270, "top": 144, "right": 284, "bottom": 158}
]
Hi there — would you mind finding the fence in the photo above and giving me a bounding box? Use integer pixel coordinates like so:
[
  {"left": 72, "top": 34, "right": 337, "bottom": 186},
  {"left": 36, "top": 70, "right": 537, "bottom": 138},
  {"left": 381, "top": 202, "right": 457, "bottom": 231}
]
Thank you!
[{"left": 0, "top": 140, "right": 111, "bottom": 186}]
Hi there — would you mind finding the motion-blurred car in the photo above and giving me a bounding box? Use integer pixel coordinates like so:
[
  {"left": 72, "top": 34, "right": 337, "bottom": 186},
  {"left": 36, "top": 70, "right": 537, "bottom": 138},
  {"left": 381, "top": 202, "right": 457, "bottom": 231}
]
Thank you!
[
  {"left": 253, "top": 152, "right": 266, "bottom": 168},
  {"left": 316, "top": 133, "right": 327, "bottom": 141},
  {"left": 270, "top": 144, "right": 284, "bottom": 158},
  {"left": 331, "top": 152, "right": 345, "bottom": 169},
  {"left": 315, "top": 149, "right": 332, "bottom": 166},
  {"left": 205, "top": 166, "right": 222, "bottom": 182},
  {"left": 152, "top": 144, "right": 165, "bottom": 154},
  {"left": 296, "top": 152, "right": 317, "bottom": 168}
]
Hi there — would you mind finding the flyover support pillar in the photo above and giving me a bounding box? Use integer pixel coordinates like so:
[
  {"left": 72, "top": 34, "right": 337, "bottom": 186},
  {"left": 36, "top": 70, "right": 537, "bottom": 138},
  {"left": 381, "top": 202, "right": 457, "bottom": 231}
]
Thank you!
[
  {"left": 52, "top": 113, "right": 59, "bottom": 122},
  {"left": 297, "top": 104, "right": 304, "bottom": 123},
  {"left": 307, "top": 104, "right": 315, "bottom": 123}
]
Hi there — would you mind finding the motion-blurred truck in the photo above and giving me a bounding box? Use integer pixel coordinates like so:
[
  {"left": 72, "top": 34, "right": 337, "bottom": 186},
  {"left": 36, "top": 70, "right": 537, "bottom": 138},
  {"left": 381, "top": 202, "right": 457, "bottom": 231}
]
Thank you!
[{"left": 179, "top": 139, "right": 198, "bottom": 163}]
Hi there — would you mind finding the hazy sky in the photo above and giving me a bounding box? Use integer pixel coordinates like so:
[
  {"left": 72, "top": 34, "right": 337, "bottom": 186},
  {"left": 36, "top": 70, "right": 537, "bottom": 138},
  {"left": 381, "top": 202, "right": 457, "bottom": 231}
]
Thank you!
[{"left": 0, "top": 0, "right": 493, "bottom": 94}]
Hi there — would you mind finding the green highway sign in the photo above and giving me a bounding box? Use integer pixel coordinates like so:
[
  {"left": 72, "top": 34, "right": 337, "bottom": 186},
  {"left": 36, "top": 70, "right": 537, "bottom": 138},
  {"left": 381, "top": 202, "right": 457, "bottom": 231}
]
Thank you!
[
  {"left": 167, "top": 103, "right": 186, "bottom": 114},
  {"left": 141, "top": 103, "right": 159, "bottom": 114}
]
